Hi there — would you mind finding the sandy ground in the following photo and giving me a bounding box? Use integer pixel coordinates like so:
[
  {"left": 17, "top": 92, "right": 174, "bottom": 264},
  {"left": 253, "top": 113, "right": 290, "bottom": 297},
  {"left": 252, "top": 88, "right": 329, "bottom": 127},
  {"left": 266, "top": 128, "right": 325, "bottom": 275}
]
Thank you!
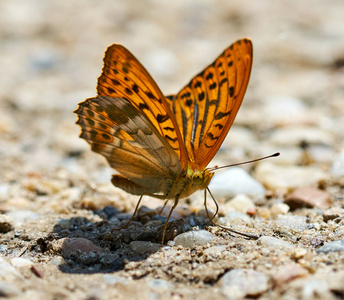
[{"left": 1, "top": 0, "right": 344, "bottom": 299}]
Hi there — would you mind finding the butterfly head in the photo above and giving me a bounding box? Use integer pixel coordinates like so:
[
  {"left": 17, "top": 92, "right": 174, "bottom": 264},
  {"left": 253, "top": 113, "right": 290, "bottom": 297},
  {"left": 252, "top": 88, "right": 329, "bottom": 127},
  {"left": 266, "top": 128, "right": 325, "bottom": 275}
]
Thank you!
[{"left": 190, "top": 168, "right": 214, "bottom": 190}]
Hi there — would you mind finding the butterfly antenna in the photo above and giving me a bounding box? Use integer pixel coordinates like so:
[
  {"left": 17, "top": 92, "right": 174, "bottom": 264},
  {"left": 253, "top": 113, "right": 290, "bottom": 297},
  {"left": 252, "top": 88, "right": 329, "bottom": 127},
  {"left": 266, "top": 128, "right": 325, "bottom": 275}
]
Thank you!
[
  {"left": 208, "top": 152, "right": 280, "bottom": 172},
  {"left": 205, "top": 188, "right": 259, "bottom": 240}
]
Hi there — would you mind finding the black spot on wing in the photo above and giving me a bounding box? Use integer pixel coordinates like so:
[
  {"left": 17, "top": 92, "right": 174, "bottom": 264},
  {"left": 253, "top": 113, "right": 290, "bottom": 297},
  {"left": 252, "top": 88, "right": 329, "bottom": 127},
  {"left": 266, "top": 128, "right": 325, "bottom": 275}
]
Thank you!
[
  {"left": 227, "top": 61, "right": 233, "bottom": 67},
  {"left": 209, "top": 82, "right": 217, "bottom": 90},
  {"left": 132, "top": 84, "right": 139, "bottom": 93},
  {"left": 198, "top": 92, "right": 205, "bottom": 101},
  {"left": 138, "top": 102, "right": 149, "bottom": 110},
  {"left": 219, "top": 78, "right": 228, "bottom": 87},
  {"left": 111, "top": 79, "right": 120, "bottom": 86},
  {"left": 194, "top": 81, "right": 202, "bottom": 88},
  {"left": 185, "top": 99, "right": 193, "bottom": 107},
  {"left": 214, "top": 123, "right": 224, "bottom": 129},
  {"left": 229, "top": 86, "right": 234, "bottom": 97},
  {"left": 156, "top": 114, "right": 169, "bottom": 123},
  {"left": 214, "top": 110, "right": 231, "bottom": 120},
  {"left": 206, "top": 73, "right": 214, "bottom": 80},
  {"left": 125, "top": 88, "right": 133, "bottom": 95},
  {"left": 145, "top": 91, "right": 155, "bottom": 99}
]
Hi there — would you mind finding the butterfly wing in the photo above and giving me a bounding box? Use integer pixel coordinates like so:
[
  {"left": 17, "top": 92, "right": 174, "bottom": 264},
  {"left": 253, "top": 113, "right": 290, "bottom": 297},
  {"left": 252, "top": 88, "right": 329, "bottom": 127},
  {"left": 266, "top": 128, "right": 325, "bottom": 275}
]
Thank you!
[
  {"left": 74, "top": 95, "right": 181, "bottom": 195},
  {"left": 166, "top": 38, "right": 253, "bottom": 169},
  {"left": 97, "top": 44, "right": 187, "bottom": 170}
]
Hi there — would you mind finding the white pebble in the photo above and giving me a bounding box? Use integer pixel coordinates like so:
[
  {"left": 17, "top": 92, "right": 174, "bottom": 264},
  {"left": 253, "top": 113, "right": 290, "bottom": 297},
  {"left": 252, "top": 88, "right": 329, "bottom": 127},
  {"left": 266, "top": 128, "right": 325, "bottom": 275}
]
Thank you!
[
  {"left": 220, "top": 268, "right": 269, "bottom": 298},
  {"left": 258, "top": 236, "right": 294, "bottom": 250},
  {"left": 209, "top": 167, "right": 265, "bottom": 198},
  {"left": 174, "top": 230, "right": 214, "bottom": 248}
]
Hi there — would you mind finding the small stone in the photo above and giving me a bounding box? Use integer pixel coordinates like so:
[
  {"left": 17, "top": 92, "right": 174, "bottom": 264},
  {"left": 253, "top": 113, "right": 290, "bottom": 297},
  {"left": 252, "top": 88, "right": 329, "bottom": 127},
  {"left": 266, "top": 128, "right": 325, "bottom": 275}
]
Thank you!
[
  {"left": 323, "top": 207, "right": 344, "bottom": 222},
  {"left": 316, "top": 240, "right": 344, "bottom": 254},
  {"left": 273, "top": 263, "right": 308, "bottom": 285},
  {"left": 255, "top": 163, "right": 329, "bottom": 191},
  {"left": 258, "top": 236, "right": 294, "bottom": 250},
  {"left": 302, "top": 279, "right": 330, "bottom": 299},
  {"left": 0, "top": 215, "right": 13, "bottom": 233},
  {"left": 148, "top": 279, "right": 172, "bottom": 291},
  {"left": 285, "top": 187, "right": 332, "bottom": 210},
  {"left": 6, "top": 210, "right": 40, "bottom": 227},
  {"left": 270, "top": 203, "right": 290, "bottom": 217},
  {"left": 103, "top": 274, "right": 129, "bottom": 285},
  {"left": 48, "top": 257, "right": 67, "bottom": 266},
  {"left": 209, "top": 167, "right": 265, "bottom": 198},
  {"left": 11, "top": 258, "right": 33, "bottom": 268},
  {"left": 291, "top": 247, "right": 308, "bottom": 259},
  {"left": 58, "top": 219, "right": 71, "bottom": 229},
  {"left": 274, "top": 215, "right": 308, "bottom": 231},
  {"left": 327, "top": 270, "right": 344, "bottom": 294},
  {"left": 331, "top": 150, "right": 344, "bottom": 176},
  {"left": 0, "top": 281, "right": 20, "bottom": 297},
  {"left": 257, "top": 207, "right": 271, "bottom": 219},
  {"left": 222, "top": 194, "right": 256, "bottom": 214},
  {"left": 130, "top": 241, "right": 160, "bottom": 254},
  {"left": 0, "top": 258, "right": 22, "bottom": 280},
  {"left": 220, "top": 211, "right": 252, "bottom": 226},
  {"left": 58, "top": 238, "right": 102, "bottom": 258},
  {"left": 174, "top": 230, "right": 214, "bottom": 248},
  {"left": 220, "top": 269, "right": 269, "bottom": 298}
]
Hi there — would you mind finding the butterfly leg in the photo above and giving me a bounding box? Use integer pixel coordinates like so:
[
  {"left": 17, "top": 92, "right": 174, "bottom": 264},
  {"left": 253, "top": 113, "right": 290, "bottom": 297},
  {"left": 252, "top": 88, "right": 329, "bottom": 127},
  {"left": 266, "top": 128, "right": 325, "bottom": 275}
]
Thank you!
[
  {"left": 111, "top": 193, "right": 145, "bottom": 232},
  {"left": 157, "top": 199, "right": 169, "bottom": 216},
  {"left": 204, "top": 188, "right": 219, "bottom": 223},
  {"left": 205, "top": 188, "right": 259, "bottom": 240},
  {"left": 160, "top": 196, "right": 179, "bottom": 246}
]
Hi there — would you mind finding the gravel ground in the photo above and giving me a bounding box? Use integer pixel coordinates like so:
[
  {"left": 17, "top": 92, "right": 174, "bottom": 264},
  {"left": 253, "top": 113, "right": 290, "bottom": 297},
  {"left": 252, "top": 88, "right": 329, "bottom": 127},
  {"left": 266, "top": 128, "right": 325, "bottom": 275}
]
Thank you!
[{"left": 1, "top": 1, "right": 344, "bottom": 299}]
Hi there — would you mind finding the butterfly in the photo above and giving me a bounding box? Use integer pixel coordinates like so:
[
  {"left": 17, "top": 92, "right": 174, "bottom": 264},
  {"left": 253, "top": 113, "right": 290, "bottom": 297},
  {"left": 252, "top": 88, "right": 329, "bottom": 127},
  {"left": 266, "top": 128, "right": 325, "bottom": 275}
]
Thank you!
[{"left": 74, "top": 38, "right": 253, "bottom": 244}]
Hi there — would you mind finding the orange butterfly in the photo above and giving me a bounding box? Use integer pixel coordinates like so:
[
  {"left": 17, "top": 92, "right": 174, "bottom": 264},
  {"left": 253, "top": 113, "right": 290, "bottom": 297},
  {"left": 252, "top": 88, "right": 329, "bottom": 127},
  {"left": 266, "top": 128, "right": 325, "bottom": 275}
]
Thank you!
[{"left": 74, "top": 38, "right": 253, "bottom": 244}]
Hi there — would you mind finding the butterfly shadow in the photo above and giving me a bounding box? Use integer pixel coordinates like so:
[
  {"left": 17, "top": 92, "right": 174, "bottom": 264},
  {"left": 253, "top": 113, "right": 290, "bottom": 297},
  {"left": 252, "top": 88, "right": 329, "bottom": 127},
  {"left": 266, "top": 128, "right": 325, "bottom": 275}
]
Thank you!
[{"left": 47, "top": 205, "right": 208, "bottom": 274}]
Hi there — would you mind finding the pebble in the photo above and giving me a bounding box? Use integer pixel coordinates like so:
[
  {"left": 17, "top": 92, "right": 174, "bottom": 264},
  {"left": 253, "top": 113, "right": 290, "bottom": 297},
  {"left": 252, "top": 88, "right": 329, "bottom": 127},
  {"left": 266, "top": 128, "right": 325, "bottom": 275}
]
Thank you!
[
  {"left": 0, "top": 215, "right": 13, "bottom": 233},
  {"left": 6, "top": 210, "right": 40, "bottom": 227},
  {"left": 323, "top": 207, "right": 344, "bottom": 222},
  {"left": 220, "top": 211, "right": 252, "bottom": 226},
  {"left": 48, "top": 257, "right": 67, "bottom": 266},
  {"left": 220, "top": 269, "right": 269, "bottom": 298},
  {"left": 148, "top": 279, "right": 172, "bottom": 291},
  {"left": 255, "top": 163, "right": 329, "bottom": 191},
  {"left": 268, "top": 126, "right": 334, "bottom": 146},
  {"left": 285, "top": 187, "right": 332, "bottom": 210},
  {"left": 331, "top": 150, "right": 344, "bottom": 176},
  {"left": 174, "top": 230, "right": 214, "bottom": 248},
  {"left": 0, "top": 258, "right": 22, "bottom": 280},
  {"left": 130, "top": 241, "right": 160, "bottom": 254},
  {"left": 274, "top": 215, "right": 308, "bottom": 231},
  {"left": 302, "top": 279, "right": 330, "bottom": 299},
  {"left": 270, "top": 203, "right": 290, "bottom": 217},
  {"left": 316, "top": 240, "right": 344, "bottom": 254},
  {"left": 258, "top": 236, "right": 294, "bottom": 250},
  {"left": 103, "top": 274, "right": 129, "bottom": 285},
  {"left": 222, "top": 194, "right": 256, "bottom": 214},
  {"left": 10, "top": 258, "right": 33, "bottom": 269},
  {"left": 0, "top": 281, "right": 20, "bottom": 297},
  {"left": 209, "top": 167, "right": 266, "bottom": 198},
  {"left": 291, "top": 247, "right": 308, "bottom": 259},
  {"left": 327, "top": 270, "right": 344, "bottom": 294},
  {"left": 56, "top": 238, "right": 102, "bottom": 258},
  {"left": 261, "top": 96, "right": 309, "bottom": 126},
  {"left": 273, "top": 263, "right": 308, "bottom": 285}
]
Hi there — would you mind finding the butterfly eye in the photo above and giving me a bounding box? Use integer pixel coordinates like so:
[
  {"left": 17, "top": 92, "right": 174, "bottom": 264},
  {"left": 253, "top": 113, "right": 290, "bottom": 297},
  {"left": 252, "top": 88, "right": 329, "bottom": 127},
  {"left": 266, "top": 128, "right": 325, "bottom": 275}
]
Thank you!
[{"left": 192, "top": 171, "right": 204, "bottom": 185}]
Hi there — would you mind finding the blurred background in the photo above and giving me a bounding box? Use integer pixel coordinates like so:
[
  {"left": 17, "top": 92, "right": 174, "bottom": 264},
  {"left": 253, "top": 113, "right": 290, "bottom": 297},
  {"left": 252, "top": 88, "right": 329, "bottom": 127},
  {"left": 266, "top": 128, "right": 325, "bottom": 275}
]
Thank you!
[{"left": 0, "top": 0, "right": 343, "bottom": 196}]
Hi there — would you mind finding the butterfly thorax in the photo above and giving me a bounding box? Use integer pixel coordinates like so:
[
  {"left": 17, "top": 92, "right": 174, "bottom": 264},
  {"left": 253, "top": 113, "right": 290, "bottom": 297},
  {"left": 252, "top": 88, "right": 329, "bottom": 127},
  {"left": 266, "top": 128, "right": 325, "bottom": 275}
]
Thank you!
[{"left": 166, "top": 167, "right": 214, "bottom": 199}]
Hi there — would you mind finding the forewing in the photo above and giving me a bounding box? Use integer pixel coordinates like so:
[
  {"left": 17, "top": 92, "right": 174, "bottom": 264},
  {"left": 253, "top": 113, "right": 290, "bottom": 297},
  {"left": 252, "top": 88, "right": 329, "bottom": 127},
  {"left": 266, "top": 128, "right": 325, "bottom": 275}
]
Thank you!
[
  {"left": 97, "top": 44, "right": 187, "bottom": 169},
  {"left": 166, "top": 38, "right": 253, "bottom": 168},
  {"left": 74, "top": 96, "right": 181, "bottom": 193}
]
